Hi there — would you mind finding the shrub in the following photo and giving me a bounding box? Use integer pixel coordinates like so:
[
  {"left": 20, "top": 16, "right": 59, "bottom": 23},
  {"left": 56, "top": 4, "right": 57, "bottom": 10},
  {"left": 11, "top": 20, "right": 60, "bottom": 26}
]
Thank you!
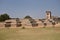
[
  {"left": 22, "top": 27, "right": 25, "bottom": 29},
  {"left": 52, "top": 22, "right": 56, "bottom": 28},
  {"left": 43, "top": 23, "right": 47, "bottom": 28}
]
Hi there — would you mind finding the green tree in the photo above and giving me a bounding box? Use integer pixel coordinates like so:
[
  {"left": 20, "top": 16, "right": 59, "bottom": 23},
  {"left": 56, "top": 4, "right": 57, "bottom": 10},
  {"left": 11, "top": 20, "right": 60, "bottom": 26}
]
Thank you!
[
  {"left": 43, "top": 23, "right": 47, "bottom": 28},
  {"left": 52, "top": 22, "right": 56, "bottom": 28},
  {"left": 0, "top": 13, "right": 10, "bottom": 22},
  {"left": 24, "top": 15, "right": 32, "bottom": 19},
  {"left": 0, "top": 16, "right": 3, "bottom": 21}
]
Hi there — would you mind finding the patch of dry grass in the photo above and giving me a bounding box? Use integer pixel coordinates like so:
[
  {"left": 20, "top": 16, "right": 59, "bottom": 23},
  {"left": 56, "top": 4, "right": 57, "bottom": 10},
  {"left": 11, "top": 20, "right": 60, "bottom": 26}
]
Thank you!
[{"left": 0, "top": 27, "right": 60, "bottom": 40}]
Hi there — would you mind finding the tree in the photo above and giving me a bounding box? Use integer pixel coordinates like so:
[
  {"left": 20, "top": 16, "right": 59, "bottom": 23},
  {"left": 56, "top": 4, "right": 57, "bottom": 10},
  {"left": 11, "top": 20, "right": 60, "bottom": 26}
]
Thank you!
[
  {"left": 24, "top": 15, "right": 32, "bottom": 19},
  {"left": 0, "top": 16, "right": 3, "bottom": 21},
  {"left": 43, "top": 23, "right": 47, "bottom": 28},
  {"left": 0, "top": 13, "right": 10, "bottom": 22},
  {"left": 52, "top": 22, "right": 56, "bottom": 28}
]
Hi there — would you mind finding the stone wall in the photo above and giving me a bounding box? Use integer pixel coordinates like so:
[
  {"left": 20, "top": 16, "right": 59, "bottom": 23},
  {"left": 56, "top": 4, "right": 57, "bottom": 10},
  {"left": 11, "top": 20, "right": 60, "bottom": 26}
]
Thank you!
[
  {"left": 0, "top": 19, "right": 60, "bottom": 28},
  {"left": 0, "top": 22, "right": 5, "bottom": 28}
]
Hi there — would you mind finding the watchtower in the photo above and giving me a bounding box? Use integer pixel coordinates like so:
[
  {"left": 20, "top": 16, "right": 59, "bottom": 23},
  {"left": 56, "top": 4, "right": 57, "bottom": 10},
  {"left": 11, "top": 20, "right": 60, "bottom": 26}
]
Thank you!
[{"left": 46, "top": 11, "right": 51, "bottom": 20}]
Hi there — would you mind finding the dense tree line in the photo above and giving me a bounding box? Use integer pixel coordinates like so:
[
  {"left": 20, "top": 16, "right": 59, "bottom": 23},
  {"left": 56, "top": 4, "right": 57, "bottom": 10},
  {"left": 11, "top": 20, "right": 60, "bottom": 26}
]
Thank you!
[{"left": 0, "top": 13, "right": 10, "bottom": 22}]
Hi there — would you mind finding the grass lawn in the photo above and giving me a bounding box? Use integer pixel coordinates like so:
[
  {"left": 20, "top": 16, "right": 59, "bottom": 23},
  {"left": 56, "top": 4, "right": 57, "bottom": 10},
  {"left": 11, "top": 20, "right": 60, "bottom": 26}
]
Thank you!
[{"left": 0, "top": 27, "right": 60, "bottom": 40}]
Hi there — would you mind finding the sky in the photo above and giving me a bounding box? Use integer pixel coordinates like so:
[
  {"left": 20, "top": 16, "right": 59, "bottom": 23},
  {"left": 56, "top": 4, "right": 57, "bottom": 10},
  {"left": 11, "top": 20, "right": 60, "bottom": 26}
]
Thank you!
[{"left": 0, "top": 0, "right": 60, "bottom": 19}]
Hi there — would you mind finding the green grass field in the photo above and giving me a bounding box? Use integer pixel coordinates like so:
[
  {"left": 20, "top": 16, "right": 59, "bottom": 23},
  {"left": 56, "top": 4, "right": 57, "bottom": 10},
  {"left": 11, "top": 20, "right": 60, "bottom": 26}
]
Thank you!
[{"left": 0, "top": 27, "right": 60, "bottom": 40}]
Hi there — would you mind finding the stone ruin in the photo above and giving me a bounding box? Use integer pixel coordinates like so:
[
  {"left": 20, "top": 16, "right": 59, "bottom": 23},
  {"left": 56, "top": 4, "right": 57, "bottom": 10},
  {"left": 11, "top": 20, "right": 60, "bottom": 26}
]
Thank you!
[{"left": 0, "top": 11, "right": 60, "bottom": 28}]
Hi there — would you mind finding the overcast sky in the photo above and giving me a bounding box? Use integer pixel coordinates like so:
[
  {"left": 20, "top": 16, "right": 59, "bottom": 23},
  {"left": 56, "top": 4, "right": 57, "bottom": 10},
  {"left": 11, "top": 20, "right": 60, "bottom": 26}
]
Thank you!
[{"left": 0, "top": 0, "right": 60, "bottom": 19}]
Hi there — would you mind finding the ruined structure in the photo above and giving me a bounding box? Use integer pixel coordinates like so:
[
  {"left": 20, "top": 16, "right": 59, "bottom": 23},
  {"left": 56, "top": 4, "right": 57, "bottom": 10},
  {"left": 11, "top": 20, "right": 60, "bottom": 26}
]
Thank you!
[
  {"left": 46, "top": 11, "right": 51, "bottom": 20},
  {"left": 0, "top": 11, "right": 60, "bottom": 28}
]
